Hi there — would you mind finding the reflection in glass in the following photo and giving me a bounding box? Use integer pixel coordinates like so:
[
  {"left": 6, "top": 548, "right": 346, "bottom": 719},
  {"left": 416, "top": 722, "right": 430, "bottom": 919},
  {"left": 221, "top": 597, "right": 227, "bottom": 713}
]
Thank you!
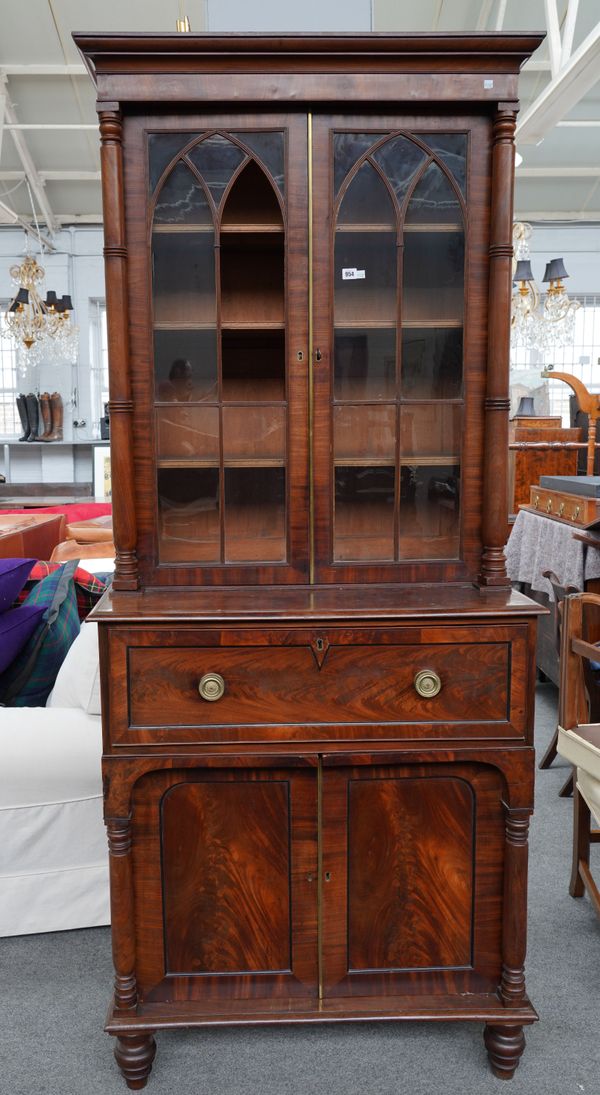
[
  {"left": 156, "top": 405, "right": 219, "bottom": 462},
  {"left": 223, "top": 406, "right": 285, "bottom": 463},
  {"left": 334, "top": 405, "right": 396, "bottom": 464},
  {"left": 414, "top": 133, "right": 467, "bottom": 196},
  {"left": 334, "top": 330, "right": 395, "bottom": 401},
  {"left": 153, "top": 162, "right": 212, "bottom": 225},
  {"left": 225, "top": 467, "right": 286, "bottom": 562},
  {"left": 157, "top": 467, "right": 220, "bottom": 563},
  {"left": 334, "top": 232, "right": 396, "bottom": 327},
  {"left": 401, "top": 328, "right": 462, "bottom": 400},
  {"left": 334, "top": 466, "right": 395, "bottom": 561},
  {"left": 149, "top": 132, "right": 193, "bottom": 193},
  {"left": 222, "top": 330, "right": 285, "bottom": 401},
  {"left": 337, "top": 162, "right": 395, "bottom": 227},
  {"left": 333, "top": 132, "right": 386, "bottom": 196},
  {"left": 230, "top": 131, "right": 285, "bottom": 193},
  {"left": 187, "top": 135, "right": 247, "bottom": 205},
  {"left": 372, "top": 136, "right": 428, "bottom": 204},
  {"left": 152, "top": 232, "right": 216, "bottom": 325},
  {"left": 403, "top": 231, "right": 464, "bottom": 326},
  {"left": 154, "top": 330, "right": 217, "bottom": 402},
  {"left": 398, "top": 463, "right": 460, "bottom": 560},
  {"left": 405, "top": 162, "right": 461, "bottom": 225}
]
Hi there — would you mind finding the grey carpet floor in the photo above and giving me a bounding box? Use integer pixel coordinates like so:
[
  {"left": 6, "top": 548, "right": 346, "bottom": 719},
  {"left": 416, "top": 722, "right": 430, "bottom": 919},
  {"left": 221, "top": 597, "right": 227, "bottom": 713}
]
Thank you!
[{"left": 1, "top": 682, "right": 599, "bottom": 1095}]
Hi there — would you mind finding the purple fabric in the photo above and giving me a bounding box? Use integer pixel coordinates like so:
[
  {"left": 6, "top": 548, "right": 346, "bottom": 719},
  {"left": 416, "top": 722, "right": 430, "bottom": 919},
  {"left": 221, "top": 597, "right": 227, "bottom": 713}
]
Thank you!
[
  {"left": 0, "top": 558, "right": 36, "bottom": 613},
  {"left": 0, "top": 603, "right": 45, "bottom": 673}
]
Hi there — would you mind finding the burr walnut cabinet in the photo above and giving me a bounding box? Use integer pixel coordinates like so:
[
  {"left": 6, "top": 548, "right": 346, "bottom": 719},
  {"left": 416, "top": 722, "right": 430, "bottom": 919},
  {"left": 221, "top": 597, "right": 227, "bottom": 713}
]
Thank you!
[{"left": 76, "top": 31, "right": 544, "bottom": 1088}]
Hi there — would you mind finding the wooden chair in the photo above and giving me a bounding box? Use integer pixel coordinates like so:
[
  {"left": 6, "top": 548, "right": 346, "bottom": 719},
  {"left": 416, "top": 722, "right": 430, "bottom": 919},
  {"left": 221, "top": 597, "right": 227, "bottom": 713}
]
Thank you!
[
  {"left": 538, "top": 570, "right": 578, "bottom": 788},
  {"left": 558, "top": 592, "right": 600, "bottom": 918}
]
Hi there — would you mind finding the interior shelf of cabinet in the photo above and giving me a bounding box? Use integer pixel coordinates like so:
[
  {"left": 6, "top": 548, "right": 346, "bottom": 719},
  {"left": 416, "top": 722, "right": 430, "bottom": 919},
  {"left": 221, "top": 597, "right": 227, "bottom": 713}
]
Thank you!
[
  {"left": 333, "top": 455, "right": 458, "bottom": 466},
  {"left": 152, "top": 224, "right": 213, "bottom": 233},
  {"left": 335, "top": 223, "right": 462, "bottom": 233},
  {"left": 221, "top": 224, "right": 284, "bottom": 234},
  {"left": 221, "top": 320, "right": 285, "bottom": 330},
  {"left": 157, "top": 458, "right": 285, "bottom": 468},
  {"left": 154, "top": 321, "right": 216, "bottom": 330}
]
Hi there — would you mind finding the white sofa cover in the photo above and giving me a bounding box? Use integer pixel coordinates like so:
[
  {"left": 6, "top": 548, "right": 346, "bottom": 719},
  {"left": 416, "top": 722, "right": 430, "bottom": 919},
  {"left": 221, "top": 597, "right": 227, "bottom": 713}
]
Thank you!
[{"left": 0, "top": 620, "right": 110, "bottom": 936}]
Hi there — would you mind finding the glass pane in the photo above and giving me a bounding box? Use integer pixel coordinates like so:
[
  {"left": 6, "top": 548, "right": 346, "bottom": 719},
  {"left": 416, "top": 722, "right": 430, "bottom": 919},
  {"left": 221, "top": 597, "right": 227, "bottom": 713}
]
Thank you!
[
  {"left": 372, "top": 136, "right": 428, "bottom": 204},
  {"left": 187, "top": 134, "right": 247, "bottom": 205},
  {"left": 221, "top": 233, "right": 284, "bottom": 326},
  {"left": 334, "top": 405, "right": 396, "bottom": 464},
  {"left": 401, "top": 327, "right": 462, "bottom": 400},
  {"left": 157, "top": 467, "right": 220, "bottom": 563},
  {"left": 337, "top": 162, "right": 395, "bottom": 227},
  {"left": 156, "top": 405, "right": 219, "bottom": 463},
  {"left": 334, "top": 232, "right": 396, "bottom": 327},
  {"left": 400, "top": 403, "right": 461, "bottom": 460},
  {"left": 149, "top": 132, "right": 194, "bottom": 193},
  {"left": 398, "top": 463, "right": 460, "bottom": 560},
  {"left": 404, "top": 162, "right": 462, "bottom": 226},
  {"left": 153, "top": 162, "right": 212, "bottom": 225},
  {"left": 222, "top": 330, "right": 285, "bottom": 401},
  {"left": 414, "top": 133, "right": 467, "bottom": 196},
  {"left": 334, "top": 329, "right": 396, "bottom": 401},
  {"left": 154, "top": 330, "right": 218, "bottom": 402},
  {"left": 333, "top": 132, "right": 386, "bottom": 196},
  {"left": 152, "top": 232, "right": 216, "bottom": 326},
  {"left": 402, "top": 231, "right": 464, "bottom": 326},
  {"left": 221, "top": 161, "right": 283, "bottom": 228},
  {"left": 334, "top": 466, "right": 395, "bottom": 561},
  {"left": 223, "top": 406, "right": 285, "bottom": 464},
  {"left": 224, "top": 467, "right": 286, "bottom": 562},
  {"left": 230, "top": 131, "right": 285, "bottom": 193}
]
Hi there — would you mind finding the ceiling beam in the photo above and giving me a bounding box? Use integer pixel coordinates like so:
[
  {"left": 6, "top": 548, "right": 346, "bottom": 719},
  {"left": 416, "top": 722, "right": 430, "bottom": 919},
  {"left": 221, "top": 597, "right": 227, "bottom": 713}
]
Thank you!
[
  {"left": 516, "top": 22, "right": 600, "bottom": 144},
  {"left": 3, "top": 95, "right": 58, "bottom": 234},
  {"left": 0, "top": 73, "right": 6, "bottom": 166},
  {"left": 5, "top": 123, "right": 98, "bottom": 131},
  {"left": 0, "top": 170, "right": 101, "bottom": 181},
  {"left": 516, "top": 166, "right": 600, "bottom": 177},
  {"left": 544, "top": 0, "right": 562, "bottom": 78},
  {"left": 560, "top": 0, "right": 580, "bottom": 67},
  {"left": 494, "top": 0, "right": 508, "bottom": 32}
]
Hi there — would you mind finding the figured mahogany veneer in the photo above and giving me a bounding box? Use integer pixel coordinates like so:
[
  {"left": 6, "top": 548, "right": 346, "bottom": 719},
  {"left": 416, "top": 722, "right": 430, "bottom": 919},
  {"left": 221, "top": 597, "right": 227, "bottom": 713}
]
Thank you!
[{"left": 77, "top": 30, "right": 544, "bottom": 1090}]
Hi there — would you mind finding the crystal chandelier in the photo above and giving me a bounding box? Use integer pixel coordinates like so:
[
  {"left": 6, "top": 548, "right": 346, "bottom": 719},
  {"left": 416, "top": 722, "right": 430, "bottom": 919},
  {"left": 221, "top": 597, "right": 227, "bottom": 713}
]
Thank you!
[
  {"left": 511, "top": 222, "right": 581, "bottom": 351},
  {"left": 3, "top": 253, "right": 78, "bottom": 364}
]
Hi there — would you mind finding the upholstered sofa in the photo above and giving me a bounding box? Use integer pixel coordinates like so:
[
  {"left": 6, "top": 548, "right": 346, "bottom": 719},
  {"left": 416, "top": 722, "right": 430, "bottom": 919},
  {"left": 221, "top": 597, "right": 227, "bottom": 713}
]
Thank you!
[{"left": 0, "top": 618, "right": 110, "bottom": 936}]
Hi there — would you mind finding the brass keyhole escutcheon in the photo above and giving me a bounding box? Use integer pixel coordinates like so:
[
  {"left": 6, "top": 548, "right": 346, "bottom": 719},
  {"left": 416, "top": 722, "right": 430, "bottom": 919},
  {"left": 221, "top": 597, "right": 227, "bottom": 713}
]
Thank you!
[
  {"left": 198, "top": 672, "right": 225, "bottom": 702},
  {"left": 414, "top": 669, "right": 442, "bottom": 699}
]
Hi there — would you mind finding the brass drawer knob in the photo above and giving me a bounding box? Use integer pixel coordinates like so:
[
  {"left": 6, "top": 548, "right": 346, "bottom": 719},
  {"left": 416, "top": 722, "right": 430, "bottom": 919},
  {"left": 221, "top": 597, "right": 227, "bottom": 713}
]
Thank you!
[
  {"left": 198, "top": 672, "right": 225, "bottom": 702},
  {"left": 414, "top": 669, "right": 442, "bottom": 698}
]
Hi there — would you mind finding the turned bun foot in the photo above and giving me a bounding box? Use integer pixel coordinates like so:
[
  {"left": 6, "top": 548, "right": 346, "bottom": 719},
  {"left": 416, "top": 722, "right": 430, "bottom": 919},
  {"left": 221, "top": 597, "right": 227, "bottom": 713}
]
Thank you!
[
  {"left": 114, "top": 1034, "right": 157, "bottom": 1090},
  {"left": 484, "top": 1024, "right": 526, "bottom": 1080}
]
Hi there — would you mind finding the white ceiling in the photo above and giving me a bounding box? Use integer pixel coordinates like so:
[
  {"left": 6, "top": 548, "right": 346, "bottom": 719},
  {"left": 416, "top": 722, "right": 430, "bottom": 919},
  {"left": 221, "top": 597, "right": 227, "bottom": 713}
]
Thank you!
[{"left": 0, "top": 0, "right": 599, "bottom": 230}]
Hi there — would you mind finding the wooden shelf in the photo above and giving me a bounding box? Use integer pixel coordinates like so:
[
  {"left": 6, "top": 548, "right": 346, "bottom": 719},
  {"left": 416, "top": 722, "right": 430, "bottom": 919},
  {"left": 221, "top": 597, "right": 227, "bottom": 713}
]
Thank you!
[
  {"left": 221, "top": 224, "right": 284, "bottom": 234},
  {"left": 334, "top": 455, "right": 459, "bottom": 467},
  {"left": 335, "top": 223, "right": 462, "bottom": 234},
  {"left": 400, "top": 455, "right": 459, "bottom": 466},
  {"left": 157, "top": 458, "right": 285, "bottom": 469},
  {"left": 154, "top": 322, "right": 216, "bottom": 330},
  {"left": 153, "top": 224, "right": 213, "bottom": 233},
  {"left": 336, "top": 224, "right": 396, "bottom": 233},
  {"left": 404, "top": 223, "right": 463, "bottom": 233},
  {"left": 222, "top": 321, "right": 285, "bottom": 330}
]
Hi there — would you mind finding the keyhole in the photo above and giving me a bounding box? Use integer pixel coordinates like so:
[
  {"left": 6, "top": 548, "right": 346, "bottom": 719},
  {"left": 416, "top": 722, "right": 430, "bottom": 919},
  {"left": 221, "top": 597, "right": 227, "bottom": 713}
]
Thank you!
[
  {"left": 297, "top": 350, "right": 304, "bottom": 361},
  {"left": 316, "top": 638, "right": 324, "bottom": 652},
  {"left": 325, "top": 871, "right": 332, "bottom": 883}
]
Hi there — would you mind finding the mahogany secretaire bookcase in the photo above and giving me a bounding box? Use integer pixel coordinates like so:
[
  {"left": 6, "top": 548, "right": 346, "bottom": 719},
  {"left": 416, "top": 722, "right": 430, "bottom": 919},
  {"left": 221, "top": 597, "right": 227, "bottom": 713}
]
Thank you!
[{"left": 76, "top": 31, "right": 545, "bottom": 1088}]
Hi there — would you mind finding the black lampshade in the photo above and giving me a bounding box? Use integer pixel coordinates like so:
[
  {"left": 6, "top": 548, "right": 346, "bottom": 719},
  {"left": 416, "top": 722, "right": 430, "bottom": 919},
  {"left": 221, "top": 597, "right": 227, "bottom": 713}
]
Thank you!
[
  {"left": 15, "top": 288, "right": 29, "bottom": 305},
  {"left": 61, "top": 295, "right": 73, "bottom": 311},
  {"left": 514, "top": 259, "right": 534, "bottom": 282},
  {"left": 45, "top": 290, "right": 58, "bottom": 307},
  {"left": 543, "top": 258, "right": 569, "bottom": 283},
  {"left": 514, "top": 396, "right": 536, "bottom": 417},
  {"left": 55, "top": 298, "right": 66, "bottom": 313}
]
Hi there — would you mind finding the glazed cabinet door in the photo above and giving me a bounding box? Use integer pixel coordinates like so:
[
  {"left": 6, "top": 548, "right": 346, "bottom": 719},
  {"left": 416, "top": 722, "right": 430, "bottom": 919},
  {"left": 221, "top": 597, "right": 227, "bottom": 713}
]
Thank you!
[
  {"left": 320, "top": 759, "right": 505, "bottom": 999},
  {"left": 125, "top": 113, "right": 309, "bottom": 586},
  {"left": 312, "top": 114, "right": 491, "bottom": 584},
  {"left": 130, "top": 764, "right": 318, "bottom": 1006}
]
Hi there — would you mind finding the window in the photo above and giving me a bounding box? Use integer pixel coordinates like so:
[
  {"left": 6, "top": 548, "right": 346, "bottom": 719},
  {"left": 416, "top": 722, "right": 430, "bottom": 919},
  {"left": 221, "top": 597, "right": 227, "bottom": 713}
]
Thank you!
[
  {"left": 89, "top": 299, "right": 109, "bottom": 428},
  {"left": 0, "top": 309, "right": 20, "bottom": 437},
  {"left": 511, "top": 294, "right": 600, "bottom": 425}
]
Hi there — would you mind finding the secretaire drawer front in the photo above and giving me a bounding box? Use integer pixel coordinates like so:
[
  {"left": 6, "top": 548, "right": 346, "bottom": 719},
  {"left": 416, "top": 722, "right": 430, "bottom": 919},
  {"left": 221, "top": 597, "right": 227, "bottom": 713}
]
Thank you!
[{"left": 106, "top": 624, "right": 530, "bottom": 745}]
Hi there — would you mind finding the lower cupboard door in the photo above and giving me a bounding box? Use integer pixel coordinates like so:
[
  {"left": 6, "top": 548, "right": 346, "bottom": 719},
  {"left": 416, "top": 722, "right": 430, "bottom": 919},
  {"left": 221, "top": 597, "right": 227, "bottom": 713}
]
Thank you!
[
  {"left": 131, "top": 766, "right": 318, "bottom": 1005},
  {"left": 321, "top": 761, "right": 505, "bottom": 999}
]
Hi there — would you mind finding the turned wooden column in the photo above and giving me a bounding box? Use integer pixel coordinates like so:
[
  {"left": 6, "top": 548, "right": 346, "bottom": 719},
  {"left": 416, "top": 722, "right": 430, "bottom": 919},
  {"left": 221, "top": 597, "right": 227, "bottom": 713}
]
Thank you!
[
  {"left": 479, "top": 105, "right": 517, "bottom": 587},
  {"left": 499, "top": 805, "right": 530, "bottom": 1006},
  {"left": 98, "top": 104, "right": 139, "bottom": 590},
  {"left": 106, "top": 817, "right": 138, "bottom": 1011}
]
